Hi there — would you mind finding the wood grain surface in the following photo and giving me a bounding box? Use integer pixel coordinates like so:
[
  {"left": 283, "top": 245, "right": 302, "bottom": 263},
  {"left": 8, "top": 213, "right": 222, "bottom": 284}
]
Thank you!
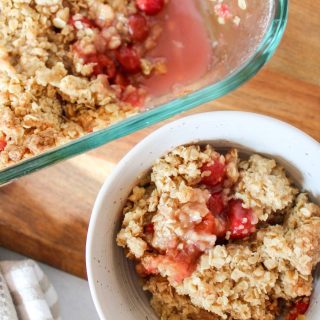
[{"left": 0, "top": 0, "right": 319, "bottom": 279}]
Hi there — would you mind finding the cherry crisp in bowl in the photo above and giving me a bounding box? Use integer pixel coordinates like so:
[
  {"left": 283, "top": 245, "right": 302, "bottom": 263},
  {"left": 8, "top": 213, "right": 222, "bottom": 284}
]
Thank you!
[{"left": 86, "top": 111, "right": 320, "bottom": 320}]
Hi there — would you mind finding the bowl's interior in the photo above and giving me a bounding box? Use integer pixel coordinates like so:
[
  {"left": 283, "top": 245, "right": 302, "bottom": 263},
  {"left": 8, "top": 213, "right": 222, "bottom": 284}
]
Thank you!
[{"left": 87, "top": 112, "right": 320, "bottom": 320}]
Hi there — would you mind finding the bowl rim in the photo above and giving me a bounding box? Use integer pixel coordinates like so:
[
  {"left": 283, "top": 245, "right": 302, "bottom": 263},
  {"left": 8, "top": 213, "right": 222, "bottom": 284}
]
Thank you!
[
  {"left": 86, "top": 110, "right": 319, "bottom": 320},
  {"left": 0, "top": 0, "right": 288, "bottom": 185}
]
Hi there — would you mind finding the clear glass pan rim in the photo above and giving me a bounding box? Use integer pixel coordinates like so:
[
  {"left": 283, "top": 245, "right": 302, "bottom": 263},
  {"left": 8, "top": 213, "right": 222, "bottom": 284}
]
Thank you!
[{"left": 0, "top": 0, "right": 288, "bottom": 185}]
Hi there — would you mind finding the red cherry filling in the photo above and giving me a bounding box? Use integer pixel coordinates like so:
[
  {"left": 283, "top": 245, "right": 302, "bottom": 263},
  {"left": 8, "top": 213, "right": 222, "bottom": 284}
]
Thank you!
[
  {"left": 208, "top": 192, "right": 224, "bottom": 216},
  {"left": 116, "top": 46, "right": 141, "bottom": 73},
  {"left": 136, "top": 0, "right": 165, "bottom": 16},
  {"left": 69, "top": 0, "right": 167, "bottom": 108},
  {"left": 121, "top": 88, "right": 145, "bottom": 107},
  {"left": 286, "top": 297, "right": 310, "bottom": 320},
  {"left": 195, "top": 212, "right": 228, "bottom": 238},
  {"left": 165, "top": 245, "right": 202, "bottom": 282},
  {"left": 227, "top": 200, "right": 257, "bottom": 239},
  {"left": 201, "top": 160, "right": 225, "bottom": 186},
  {"left": 195, "top": 193, "right": 227, "bottom": 238},
  {"left": 195, "top": 212, "right": 216, "bottom": 234},
  {"left": 128, "top": 14, "right": 149, "bottom": 42},
  {"left": 139, "top": 244, "right": 202, "bottom": 283},
  {"left": 85, "top": 54, "right": 116, "bottom": 78},
  {"left": 144, "top": 223, "right": 154, "bottom": 234},
  {"left": 0, "top": 139, "right": 7, "bottom": 151},
  {"left": 198, "top": 195, "right": 257, "bottom": 240},
  {"left": 113, "top": 72, "right": 130, "bottom": 88},
  {"left": 139, "top": 195, "right": 258, "bottom": 283}
]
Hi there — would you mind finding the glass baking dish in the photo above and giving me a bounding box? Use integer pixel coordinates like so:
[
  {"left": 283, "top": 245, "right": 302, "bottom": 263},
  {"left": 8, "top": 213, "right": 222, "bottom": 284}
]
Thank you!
[{"left": 0, "top": 0, "right": 288, "bottom": 185}]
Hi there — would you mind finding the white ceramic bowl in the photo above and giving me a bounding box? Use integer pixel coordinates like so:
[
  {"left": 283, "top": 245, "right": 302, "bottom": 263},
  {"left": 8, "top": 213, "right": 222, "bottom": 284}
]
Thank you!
[{"left": 86, "top": 111, "right": 320, "bottom": 320}]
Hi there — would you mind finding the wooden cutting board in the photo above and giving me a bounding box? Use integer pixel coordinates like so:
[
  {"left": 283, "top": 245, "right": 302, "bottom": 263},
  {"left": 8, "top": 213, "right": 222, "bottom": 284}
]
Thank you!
[{"left": 0, "top": 0, "right": 319, "bottom": 279}]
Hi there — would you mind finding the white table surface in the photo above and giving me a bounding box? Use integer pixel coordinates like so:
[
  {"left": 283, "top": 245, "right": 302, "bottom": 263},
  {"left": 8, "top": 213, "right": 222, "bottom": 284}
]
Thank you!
[{"left": 0, "top": 247, "right": 99, "bottom": 320}]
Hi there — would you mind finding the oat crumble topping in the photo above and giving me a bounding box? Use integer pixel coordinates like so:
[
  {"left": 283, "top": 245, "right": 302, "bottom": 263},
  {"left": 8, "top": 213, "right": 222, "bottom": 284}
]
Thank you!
[
  {"left": 116, "top": 145, "right": 320, "bottom": 320},
  {"left": 0, "top": 0, "right": 167, "bottom": 168}
]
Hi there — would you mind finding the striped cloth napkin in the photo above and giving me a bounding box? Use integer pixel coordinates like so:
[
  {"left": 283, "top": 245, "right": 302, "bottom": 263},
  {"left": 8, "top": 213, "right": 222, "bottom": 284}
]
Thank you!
[{"left": 0, "top": 260, "right": 60, "bottom": 320}]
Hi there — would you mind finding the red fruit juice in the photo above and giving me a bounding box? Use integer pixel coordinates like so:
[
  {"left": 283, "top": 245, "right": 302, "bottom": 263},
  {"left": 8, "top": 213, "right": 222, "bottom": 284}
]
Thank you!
[{"left": 143, "top": 0, "right": 212, "bottom": 97}]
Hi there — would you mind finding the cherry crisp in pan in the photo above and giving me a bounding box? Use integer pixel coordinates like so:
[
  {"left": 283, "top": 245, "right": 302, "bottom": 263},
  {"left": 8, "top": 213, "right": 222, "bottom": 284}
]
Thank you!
[
  {"left": 0, "top": 0, "right": 167, "bottom": 169},
  {"left": 117, "top": 144, "right": 320, "bottom": 320}
]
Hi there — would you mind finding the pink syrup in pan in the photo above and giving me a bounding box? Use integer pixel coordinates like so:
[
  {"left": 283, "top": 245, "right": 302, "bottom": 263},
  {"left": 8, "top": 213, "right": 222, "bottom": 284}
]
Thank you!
[{"left": 143, "top": 0, "right": 212, "bottom": 97}]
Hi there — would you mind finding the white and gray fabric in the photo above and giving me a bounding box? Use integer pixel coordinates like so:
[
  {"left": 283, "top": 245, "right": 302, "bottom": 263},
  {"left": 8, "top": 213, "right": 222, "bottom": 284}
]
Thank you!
[
  {"left": 0, "top": 270, "right": 18, "bottom": 320},
  {"left": 0, "top": 260, "right": 60, "bottom": 320}
]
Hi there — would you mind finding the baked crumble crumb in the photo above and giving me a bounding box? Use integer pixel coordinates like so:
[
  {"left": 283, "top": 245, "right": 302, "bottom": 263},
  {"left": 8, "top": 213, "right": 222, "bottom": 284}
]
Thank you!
[
  {"left": 116, "top": 144, "right": 319, "bottom": 320},
  {"left": 0, "top": 0, "right": 167, "bottom": 168}
]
